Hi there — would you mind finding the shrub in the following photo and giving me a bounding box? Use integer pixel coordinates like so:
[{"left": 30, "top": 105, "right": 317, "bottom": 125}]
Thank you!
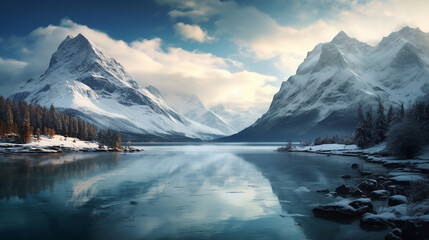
[{"left": 386, "top": 118, "right": 425, "bottom": 158}]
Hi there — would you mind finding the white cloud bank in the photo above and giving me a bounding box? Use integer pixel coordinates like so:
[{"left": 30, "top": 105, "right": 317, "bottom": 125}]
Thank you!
[
  {"left": 159, "top": 0, "right": 429, "bottom": 75},
  {"left": 0, "top": 18, "right": 278, "bottom": 112},
  {"left": 174, "top": 22, "right": 215, "bottom": 42}
]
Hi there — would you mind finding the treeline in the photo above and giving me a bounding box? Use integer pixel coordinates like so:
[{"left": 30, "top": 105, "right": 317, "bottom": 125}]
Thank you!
[
  {"left": 314, "top": 135, "right": 355, "bottom": 146},
  {"left": 0, "top": 97, "right": 121, "bottom": 148},
  {"left": 354, "top": 98, "right": 429, "bottom": 157}
]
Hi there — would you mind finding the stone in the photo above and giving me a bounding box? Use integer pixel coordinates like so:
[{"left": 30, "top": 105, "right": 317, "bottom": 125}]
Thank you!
[
  {"left": 388, "top": 195, "right": 408, "bottom": 206},
  {"left": 335, "top": 184, "right": 355, "bottom": 195},
  {"left": 371, "top": 190, "right": 389, "bottom": 200},
  {"left": 360, "top": 213, "right": 390, "bottom": 230},
  {"left": 313, "top": 198, "right": 374, "bottom": 220},
  {"left": 358, "top": 179, "right": 384, "bottom": 194},
  {"left": 385, "top": 228, "right": 402, "bottom": 240},
  {"left": 316, "top": 189, "right": 330, "bottom": 193}
]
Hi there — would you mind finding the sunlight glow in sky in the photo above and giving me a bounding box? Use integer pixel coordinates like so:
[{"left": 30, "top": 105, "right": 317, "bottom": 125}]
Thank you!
[{"left": 1, "top": 0, "right": 429, "bottom": 113}]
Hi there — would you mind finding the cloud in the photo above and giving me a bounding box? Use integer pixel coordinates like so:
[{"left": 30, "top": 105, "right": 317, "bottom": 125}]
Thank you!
[
  {"left": 0, "top": 57, "right": 28, "bottom": 94},
  {"left": 158, "top": 0, "right": 429, "bottom": 76},
  {"left": 0, "top": 18, "right": 277, "bottom": 112},
  {"left": 157, "top": 0, "right": 230, "bottom": 22},
  {"left": 0, "top": 58, "right": 28, "bottom": 74},
  {"left": 174, "top": 22, "right": 215, "bottom": 43}
]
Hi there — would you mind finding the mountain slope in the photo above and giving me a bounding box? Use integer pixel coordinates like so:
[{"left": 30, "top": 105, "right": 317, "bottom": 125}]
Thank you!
[
  {"left": 10, "top": 34, "right": 224, "bottom": 141},
  {"left": 163, "top": 93, "right": 236, "bottom": 135},
  {"left": 223, "top": 27, "right": 429, "bottom": 141},
  {"left": 209, "top": 104, "right": 260, "bottom": 133}
]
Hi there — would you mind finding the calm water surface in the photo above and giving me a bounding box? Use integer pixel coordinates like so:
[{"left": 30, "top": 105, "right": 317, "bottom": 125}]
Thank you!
[{"left": 0, "top": 143, "right": 388, "bottom": 240}]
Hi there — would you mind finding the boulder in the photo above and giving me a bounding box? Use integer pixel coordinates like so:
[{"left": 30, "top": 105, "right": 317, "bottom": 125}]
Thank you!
[
  {"left": 341, "top": 175, "right": 351, "bottom": 179},
  {"left": 313, "top": 198, "right": 374, "bottom": 220},
  {"left": 371, "top": 190, "right": 389, "bottom": 200},
  {"left": 351, "top": 163, "right": 359, "bottom": 169},
  {"left": 316, "top": 189, "right": 330, "bottom": 193},
  {"left": 351, "top": 188, "right": 364, "bottom": 197},
  {"left": 335, "top": 185, "right": 356, "bottom": 195},
  {"left": 385, "top": 228, "right": 402, "bottom": 240},
  {"left": 386, "top": 185, "right": 406, "bottom": 196},
  {"left": 360, "top": 213, "right": 390, "bottom": 230},
  {"left": 358, "top": 179, "right": 384, "bottom": 194},
  {"left": 388, "top": 195, "right": 408, "bottom": 207},
  {"left": 335, "top": 184, "right": 364, "bottom": 197},
  {"left": 349, "top": 198, "right": 373, "bottom": 209}
]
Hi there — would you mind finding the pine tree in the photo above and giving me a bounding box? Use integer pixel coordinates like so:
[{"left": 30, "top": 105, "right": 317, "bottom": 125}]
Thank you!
[
  {"left": 49, "top": 104, "right": 57, "bottom": 129},
  {"left": 0, "top": 98, "right": 118, "bottom": 144},
  {"left": 0, "top": 120, "right": 4, "bottom": 138},
  {"left": 36, "top": 128, "right": 41, "bottom": 140},
  {"left": 386, "top": 105, "right": 394, "bottom": 129},
  {"left": 6, "top": 104, "right": 14, "bottom": 133},
  {"left": 375, "top": 100, "right": 387, "bottom": 144},
  {"left": 48, "top": 128, "right": 55, "bottom": 139},
  {"left": 364, "top": 109, "right": 374, "bottom": 147},
  {"left": 354, "top": 104, "right": 367, "bottom": 148},
  {"left": 112, "top": 132, "right": 121, "bottom": 149},
  {"left": 396, "top": 102, "right": 405, "bottom": 123}
]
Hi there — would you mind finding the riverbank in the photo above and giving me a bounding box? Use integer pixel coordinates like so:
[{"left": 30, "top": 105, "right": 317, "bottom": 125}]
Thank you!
[
  {"left": 278, "top": 143, "right": 429, "bottom": 239},
  {"left": 0, "top": 135, "right": 143, "bottom": 153}
]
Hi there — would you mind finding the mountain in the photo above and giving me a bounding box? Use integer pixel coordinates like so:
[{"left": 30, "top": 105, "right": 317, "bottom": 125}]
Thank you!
[
  {"left": 10, "top": 34, "right": 224, "bottom": 141},
  {"left": 209, "top": 104, "right": 260, "bottom": 133},
  {"left": 223, "top": 27, "right": 429, "bottom": 141},
  {"left": 163, "top": 93, "right": 236, "bottom": 135}
]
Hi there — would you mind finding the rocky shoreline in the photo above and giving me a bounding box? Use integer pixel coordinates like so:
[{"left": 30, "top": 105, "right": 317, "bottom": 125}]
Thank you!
[{"left": 277, "top": 144, "right": 429, "bottom": 240}]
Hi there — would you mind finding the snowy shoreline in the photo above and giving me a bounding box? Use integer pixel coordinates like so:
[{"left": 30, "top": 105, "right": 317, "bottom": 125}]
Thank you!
[
  {"left": 280, "top": 143, "right": 429, "bottom": 173},
  {"left": 0, "top": 135, "right": 143, "bottom": 153},
  {"left": 277, "top": 143, "right": 429, "bottom": 239}
]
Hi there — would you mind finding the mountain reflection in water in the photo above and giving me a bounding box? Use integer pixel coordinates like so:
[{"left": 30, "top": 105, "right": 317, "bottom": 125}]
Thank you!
[{"left": 0, "top": 144, "right": 387, "bottom": 240}]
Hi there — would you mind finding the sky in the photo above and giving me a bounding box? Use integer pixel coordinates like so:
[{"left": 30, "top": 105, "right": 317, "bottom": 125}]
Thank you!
[{"left": 1, "top": 0, "right": 429, "bottom": 113}]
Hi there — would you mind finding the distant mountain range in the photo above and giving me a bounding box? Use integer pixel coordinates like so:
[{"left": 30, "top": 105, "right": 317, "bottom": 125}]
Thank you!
[
  {"left": 223, "top": 26, "right": 429, "bottom": 141},
  {"left": 163, "top": 92, "right": 259, "bottom": 136},
  {"left": 10, "top": 34, "right": 229, "bottom": 141}
]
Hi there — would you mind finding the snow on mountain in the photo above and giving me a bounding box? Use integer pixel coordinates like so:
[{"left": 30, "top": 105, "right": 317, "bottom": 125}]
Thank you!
[
  {"left": 223, "top": 26, "right": 429, "bottom": 141},
  {"left": 10, "top": 33, "right": 224, "bottom": 141},
  {"left": 163, "top": 93, "right": 236, "bottom": 135},
  {"left": 210, "top": 104, "right": 260, "bottom": 133}
]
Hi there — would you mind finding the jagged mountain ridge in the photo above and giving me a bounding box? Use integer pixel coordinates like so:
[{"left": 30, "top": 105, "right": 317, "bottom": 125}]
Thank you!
[
  {"left": 10, "top": 33, "right": 225, "bottom": 141},
  {"left": 223, "top": 26, "right": 429, "bottom": 141}
]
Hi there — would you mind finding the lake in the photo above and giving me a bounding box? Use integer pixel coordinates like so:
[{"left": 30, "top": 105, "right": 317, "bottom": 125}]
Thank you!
[{"left": 0, "top": 143, "right": 388, "bottom": 240}]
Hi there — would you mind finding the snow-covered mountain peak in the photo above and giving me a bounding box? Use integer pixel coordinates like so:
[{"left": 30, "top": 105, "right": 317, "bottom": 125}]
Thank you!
[
  {"left": 49, "top": 33, "right": 98, "bottom": 68},
  {"left": 379, "top": 26, "right": 429, "bottom": 50},
  {"left": 42, "top": 33, "right": 139, "bottom": 92},
  {"left": 10, "top": 34, "right": 226, "bottom": 141},
  {"left": 224, "top": 27, "right": 429, "bottom": 141},
  {"left": 297, "top": 30, "right": 371, "bottom": 75},
  {"left": 397, "top": 26, "right": 423, "bottom": 37},
  {"left": 331, "top": 31, "right": 351, "bottom": 44}
]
